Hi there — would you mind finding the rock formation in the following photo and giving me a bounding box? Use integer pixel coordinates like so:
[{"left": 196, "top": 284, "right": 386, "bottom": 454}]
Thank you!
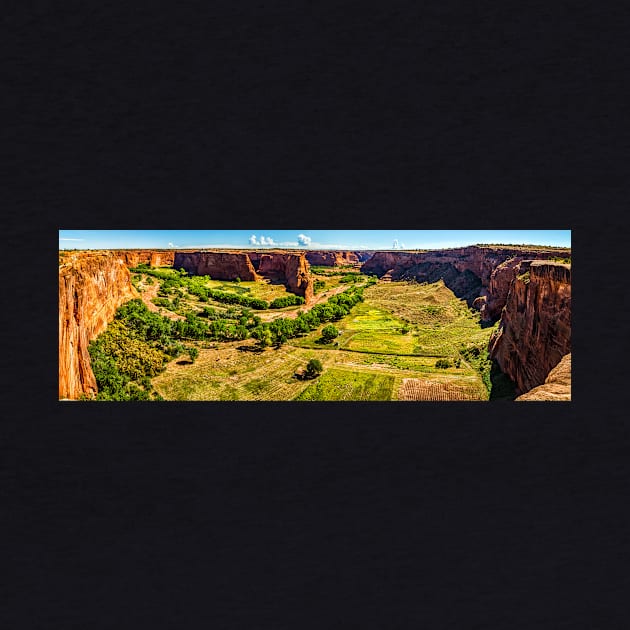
[
  {"left": 59, "top": 252, "right": 138, "bottom": 399},
  {"left": 515, "top": 353, "right": 571, "bottom": 401},
  {"left": 256, "top": 252, "right": 314, "bottom": 302},
  {"left": 488, "top": 261, "right": 571, "bottom": 395}
]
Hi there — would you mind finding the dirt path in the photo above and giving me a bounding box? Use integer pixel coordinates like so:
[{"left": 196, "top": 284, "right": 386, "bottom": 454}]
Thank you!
[
  {"left": 260, "top": 284, "right": 352, "bottom": 321},
  {"left": 137, "top": 279, "right": 185, "bottom": 321}
]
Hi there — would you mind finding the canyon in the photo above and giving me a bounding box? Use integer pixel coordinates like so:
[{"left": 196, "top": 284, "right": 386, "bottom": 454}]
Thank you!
[
  {"left": 59, "top": 245, "right": 571, "bottom": 401},
  {"left": 361, "top": 245, "right": 570, "bottom": 314}
]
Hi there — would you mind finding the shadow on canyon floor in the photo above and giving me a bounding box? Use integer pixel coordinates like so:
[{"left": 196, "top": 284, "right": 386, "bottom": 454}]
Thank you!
[{"left": 489, "top": 361, "right": 517, "bottom": 400}]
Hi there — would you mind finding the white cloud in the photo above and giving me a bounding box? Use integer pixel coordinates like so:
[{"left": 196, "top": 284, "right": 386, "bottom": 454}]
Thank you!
[
  {"left": 297, "top": 233, "right": 312, "bottom": 246},
  {"left": 167, "top": 242, "right": 179, "bottom": 248},
  {"left": 400, "top": 242, "right": 406, "bottom": 249},
  {"left": 249, "top": 235, "right": 275, "bottom": 246},
  {"left": 392, "top": 239, "right": 399, "bottom": 249}
]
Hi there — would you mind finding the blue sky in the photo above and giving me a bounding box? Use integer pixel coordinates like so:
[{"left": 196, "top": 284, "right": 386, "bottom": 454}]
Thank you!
[{"left": 58, "top": 230, "right": 571, "bottom": 250}]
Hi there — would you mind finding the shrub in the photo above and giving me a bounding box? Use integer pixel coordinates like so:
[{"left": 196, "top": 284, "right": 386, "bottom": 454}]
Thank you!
[{"left": 435, "top": 359, "right": 451, "bottom": 369}]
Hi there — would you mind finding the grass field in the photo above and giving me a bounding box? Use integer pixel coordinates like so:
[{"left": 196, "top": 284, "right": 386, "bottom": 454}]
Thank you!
[
  {"left": 205, "top": 279, "right": 293, "bottom": 302},
  {"left": 150, "top": 279, "right": 497, "bottom": 401},
  {"left": 295, "top": 369, "right": 395, "bottom": 401}
]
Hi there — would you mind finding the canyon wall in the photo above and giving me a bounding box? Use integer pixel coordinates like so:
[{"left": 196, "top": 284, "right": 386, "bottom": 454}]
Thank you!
[
  {"left": 305, "top": 251, "right": 361, "bottom": 266},
  {"left": 174, "top": 251, "right": 259, "bottom": 281},
  {"left": 362, "top": 246, "right": 570, "bottom": 316},
  {"left": 172, "top": 250, "right": 314, "bottom": 302},
  {"left": 488, "top": 261, "right": 571, "bottom": 395},
  {"left": 59, "top": 252, "right": 138, "bottom": 399},
  {"left": 112, "top": 250, "right": 176, "bottom": 268}
]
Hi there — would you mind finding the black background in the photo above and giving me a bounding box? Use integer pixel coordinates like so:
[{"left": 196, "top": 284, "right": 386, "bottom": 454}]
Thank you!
[{"left": 4, "top": 1, "right": 629, "bottom": 628}]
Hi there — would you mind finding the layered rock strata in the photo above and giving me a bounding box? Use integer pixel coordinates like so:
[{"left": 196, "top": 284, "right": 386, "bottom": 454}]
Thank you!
[
  {"left": 59, "top": 252, "right": 138, "bottom": 399},
  {"left": 489, "top": 261, "right": 571, "bottom": 395}
]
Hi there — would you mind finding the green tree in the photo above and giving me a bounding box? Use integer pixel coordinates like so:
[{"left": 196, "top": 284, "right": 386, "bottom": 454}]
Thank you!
[
  {"left": 305, "top": 358, "right": 323, "bottom": 379},
  {"left": 321, "top": 324, "right": 339, "bottom": 343}
]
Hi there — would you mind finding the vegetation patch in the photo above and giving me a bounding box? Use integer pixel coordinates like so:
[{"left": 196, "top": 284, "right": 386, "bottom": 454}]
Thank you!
[{"left": 295, "top": 369, "right": 395, "bottom": 401}]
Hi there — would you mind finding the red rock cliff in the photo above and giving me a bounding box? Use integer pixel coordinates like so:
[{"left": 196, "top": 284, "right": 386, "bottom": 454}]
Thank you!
[
  {"left": 257, "top": 252, "right": 314, "bottom": 302},
  {"left": 59, "top": 252, "right": 139, "bottom": 399},
  {"left": 111, "top": 250, "right": 176, "bottom": 268},
  {"left": 488, "top": 261, "right": 571, "bottom": 395},
  {"left": 173, "top": 251, "right": 259, "bottom": 280},
  {"left": 170, "top": 250, "right": 314, "bottom": 302},
  {"left": 305, "top": 251, "right": 360, "bottom": 266}
]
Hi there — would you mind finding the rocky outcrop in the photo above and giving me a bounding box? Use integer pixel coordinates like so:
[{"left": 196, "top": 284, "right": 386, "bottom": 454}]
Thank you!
[
  {"left": 59, "top": 252, "right": 138, "bottom": 399},
  {"left": 173, "top": 251, "right": 259, "bottom": 281},
  {"left": 516, "top": 353, "right": 571, "bottom": 401},
  {"left": 112, "top": 250, "right": 176, "bottom": 268},
  {"left": 257, "top": 252, "right": 314, "bottom": 302},
  {"left": 361, "top": 246, "right": 570, "bottom": 315},
  {"left": 489, "top": 262, "right": 571, "bottom": 395}
]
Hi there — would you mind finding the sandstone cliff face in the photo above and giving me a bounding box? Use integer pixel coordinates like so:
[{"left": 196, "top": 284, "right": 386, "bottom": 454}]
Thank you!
[
  {"left": 361, "top": 246, "right": 570, "bottom": 315},
  {"left": 112, "top": 250, "right": 176, "bottom": 268},
  {"left": 489, "top": 262, "right": 571, "bottom": 395},
  {"left": 305, "top": 251, "right": 360, "bottom": 266},
  {"left": 257, "top": 252, "right": 314, "bottom": 302},
  {"left": 516, "top": 353, "right": 571, "bottom": 401},
  {"left": 59, "top": 252, "right": 138, "bottom": 399},
  {"left": 173, "top": 252, "right": 259, "bottom": 281}
]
